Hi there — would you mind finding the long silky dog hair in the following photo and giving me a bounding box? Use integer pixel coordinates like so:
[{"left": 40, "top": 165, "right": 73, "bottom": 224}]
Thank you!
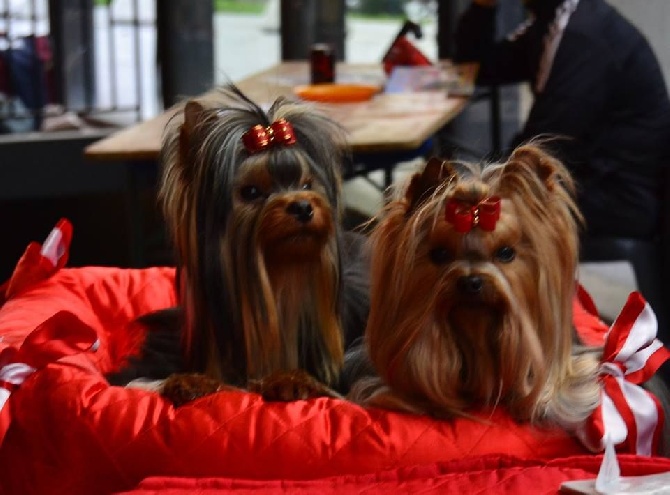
[
  {"left": 109, "top": 84, "right": 369, "bottom": 395},
  {"left": 345, "top": 144, "right": 670, "bottom": 455}
]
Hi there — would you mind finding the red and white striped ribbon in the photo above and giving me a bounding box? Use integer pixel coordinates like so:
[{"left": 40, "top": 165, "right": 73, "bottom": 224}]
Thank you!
[
  {"left": 0, "top": 312, "right": 98, "bottom": 419},
  {"left": 40, "top": 218, "right": 72, "bottom": 268},
  {"left": 0, "top": 218, "right": 73, "bottom": 303},
  {"left": 577, "top": 292, "right": 670, "bottom": 455},
  {"left": 0, "top": 362, "right": 36, "bottom": 410}
]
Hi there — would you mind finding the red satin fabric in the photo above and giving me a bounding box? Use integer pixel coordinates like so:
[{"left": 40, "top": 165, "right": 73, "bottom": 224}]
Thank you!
[
  {"left": 0, "top": 266, "right": 177, "bottom": 372},
  {"left": 445, "top": 196, "right": 501, "bottom": 233},
  {"left": 3, "top": 361, "right": 590, "bottom": 494},
  {"left": 573, "top": 284, "right": 610, "bottom": 346},
  {"left": 241, "top": 119, "right": 297, "bottom": 154},
  {"left": 116, "top": 455, "right": 670, "bottom": 495},
  {"left": 0, "top": 260, "right": 632, "bottom": 495}
]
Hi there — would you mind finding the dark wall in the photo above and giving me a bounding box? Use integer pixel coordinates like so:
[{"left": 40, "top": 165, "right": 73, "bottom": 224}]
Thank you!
[
  {"left": 0, "top": 132, "right": 166, "bottom": 281},
  {"left": 2, "top": 193, "right": 130, "bottom": 281}
]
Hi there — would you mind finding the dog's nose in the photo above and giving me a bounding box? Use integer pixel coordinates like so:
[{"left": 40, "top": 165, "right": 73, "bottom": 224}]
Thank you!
[
  {"left": 457, "top": 275, "right": 483, "bottom": 295},
  {"left": 286, "top": 200, "right": 314, "bottom": 223}
]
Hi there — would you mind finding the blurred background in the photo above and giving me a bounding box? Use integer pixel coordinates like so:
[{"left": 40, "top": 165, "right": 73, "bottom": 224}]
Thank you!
[{"left": 0, "top": 0, "right": 668, "bottom": 322}]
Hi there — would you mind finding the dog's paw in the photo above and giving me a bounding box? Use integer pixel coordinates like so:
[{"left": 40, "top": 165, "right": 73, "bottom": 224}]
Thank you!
[
  {"left": 161, "top": 373, "right": 225, "bottom": 407},
  {"left": 248, "top": 369, "right": 341, "bottom": 402}
]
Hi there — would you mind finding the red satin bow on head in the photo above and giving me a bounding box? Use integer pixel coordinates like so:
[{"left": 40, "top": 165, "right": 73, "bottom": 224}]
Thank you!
[
  {"left": 445, "top": 196, "right": 501, "bottom": 233},
  {"left": 242, "top": 119, "right": 297, "bottom": 154}
]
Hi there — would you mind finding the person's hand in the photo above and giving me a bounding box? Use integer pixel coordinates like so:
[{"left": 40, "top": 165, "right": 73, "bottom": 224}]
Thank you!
[{"left": 473, "top": 0, "right": 498, "bottom": 6}]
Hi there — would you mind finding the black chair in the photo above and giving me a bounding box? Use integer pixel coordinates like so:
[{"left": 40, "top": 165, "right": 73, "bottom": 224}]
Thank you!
[
  {"left": 580, "top": 236, "right": 666, "bottom": 327},
  {"left": 579, "top": 172, "right": 670, "bottom": 346}
]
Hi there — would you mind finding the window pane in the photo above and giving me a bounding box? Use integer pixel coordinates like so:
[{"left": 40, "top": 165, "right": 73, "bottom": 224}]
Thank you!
[
  {"left": 214, "top": 0, "right": 280, "bottom": 83},
  {"left": 345, "top": 0, "right": 437, "bottom": 63}
]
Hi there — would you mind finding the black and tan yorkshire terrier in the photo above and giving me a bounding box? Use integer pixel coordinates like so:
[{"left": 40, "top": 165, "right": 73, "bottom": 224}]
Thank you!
[
  {"left": 345, "top": 143, "right": 670, "bottom": 455},
  {"left": 108, "top": 84, "right": 369, "bottom": 405}
]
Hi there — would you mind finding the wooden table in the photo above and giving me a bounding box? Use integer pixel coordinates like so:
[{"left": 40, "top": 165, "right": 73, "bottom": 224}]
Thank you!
[
  {"left": 84, "top": 61, "right": 477, "bottom": 266},
  {"left": 85, "top": 61, "right": 477, "bottom": 161}
]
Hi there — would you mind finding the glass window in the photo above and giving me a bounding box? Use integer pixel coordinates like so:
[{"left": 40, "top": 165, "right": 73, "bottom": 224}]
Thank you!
[
  {"left": 345, "top": 0, "right": 437, "bottom": 64},
  {"left": 213, "top": 0, "right": 438, "bottom": 83},
  {"left": 214, "top": 0, "right": 280, "bottom": 83}
]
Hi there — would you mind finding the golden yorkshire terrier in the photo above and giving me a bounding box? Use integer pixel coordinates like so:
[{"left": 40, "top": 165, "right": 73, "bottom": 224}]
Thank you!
[
  {"left": 345, "top": 144, "right": 670, "bottom": 454},
  {"left": 108, "top": 84, "right": 369, "bottom": 405}
]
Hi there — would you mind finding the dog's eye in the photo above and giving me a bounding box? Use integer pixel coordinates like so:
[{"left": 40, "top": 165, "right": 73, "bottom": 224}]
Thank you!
[
  {"left": 495, "top": 246, "right": 515, "bottom": 263},
  {"left": 429, "top": 247, "right": 451, "bottom": 265},
  {"left": 240, "top": 185, "right": 264, "bottom": 202},
  {"left": 301, "top": 180, "right": 312, "bottom": 190}
]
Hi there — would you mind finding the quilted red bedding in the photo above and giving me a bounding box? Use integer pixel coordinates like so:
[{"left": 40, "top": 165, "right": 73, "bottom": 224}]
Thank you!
[
  {"left": 116, "top": 455, "right": 670, "bottom": 495},
  {"left": 0, "top": 221, "right": 668, "bottom": 495}
]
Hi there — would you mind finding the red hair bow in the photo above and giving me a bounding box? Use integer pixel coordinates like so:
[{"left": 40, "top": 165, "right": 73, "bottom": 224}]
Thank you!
[
  {"left": 445, "top": 196, "right": 501, "bottom": 233},
  {"left": 242, "top": 119, "right": 297, "bottom": 154}
]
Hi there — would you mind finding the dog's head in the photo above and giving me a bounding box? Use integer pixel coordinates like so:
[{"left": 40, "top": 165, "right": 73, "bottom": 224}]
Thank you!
[
  {"left": 160, "top": 85, "right": 350, "bottom": 386},
  {"left": 361, "top": 144, "right": 600, "bottom": 424}
]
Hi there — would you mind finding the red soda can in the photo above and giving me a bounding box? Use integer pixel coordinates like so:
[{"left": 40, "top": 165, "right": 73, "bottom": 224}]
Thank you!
[{"left": 310, "top": 43, "right": 335, "bottom": 84}]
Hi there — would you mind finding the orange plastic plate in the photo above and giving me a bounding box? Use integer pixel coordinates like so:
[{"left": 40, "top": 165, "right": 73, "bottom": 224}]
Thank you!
[{"left": 293, "top": 83, "right": 380, "bottom": 103}]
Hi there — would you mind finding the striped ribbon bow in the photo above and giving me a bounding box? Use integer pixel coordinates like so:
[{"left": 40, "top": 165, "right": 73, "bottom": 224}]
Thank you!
[{"left": 577, "top": 292, "right": 670, "bottom": 455}]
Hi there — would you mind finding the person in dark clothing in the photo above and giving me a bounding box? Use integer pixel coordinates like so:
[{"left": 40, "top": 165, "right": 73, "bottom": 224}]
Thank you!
[{"left": 454, "top": 0, "right": 670, "bottom": 238}]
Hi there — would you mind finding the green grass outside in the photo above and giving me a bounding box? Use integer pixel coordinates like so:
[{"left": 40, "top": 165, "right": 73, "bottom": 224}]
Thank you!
[
  {"left": 92, "top": 1, "right": 266, "bottom": 13},
  {"left": 347, "top": 13, "right": 405, "bottom": 21},
  {"left": 214, "top": 0, "right": 266, "bottom": 14},
  {"left": 94, "top": 1, "right": 406, "bottom": 22}
]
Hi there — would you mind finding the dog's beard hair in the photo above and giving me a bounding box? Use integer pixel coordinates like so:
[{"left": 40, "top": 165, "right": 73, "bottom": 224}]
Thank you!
[
  {"left": 264, "top": 241, "right": 343, "bottom": 385},
  {"left": 175, "top": 174, "right": 345, "bottom": 387},
  {"left": 440, "top": 263, "right": 545, "bottom": 415},
  {"left": 227, "top": 205, "right": 343, "bottom": 385},
  {"left": 362, "top": 247, "right": 548, "bottom": 419}
]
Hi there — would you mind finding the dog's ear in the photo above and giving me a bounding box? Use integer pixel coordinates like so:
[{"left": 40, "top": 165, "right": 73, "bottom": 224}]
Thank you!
[
  {"left": 179, "top": 100, "right": 206, "bottom": 166},
  {"left": 405, "top": 157, "right": 456, "bottom": 211},
  {"left": 182, "top": 100, "right": 205, "bottom": 139},
  {"left": 499, "top": 144, "right": 574, "bottom": 196}
]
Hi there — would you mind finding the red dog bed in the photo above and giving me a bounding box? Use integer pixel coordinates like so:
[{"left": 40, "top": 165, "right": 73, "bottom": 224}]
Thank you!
[{"left": 0, "top": 220, "right": 668, "bottom": 495}]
